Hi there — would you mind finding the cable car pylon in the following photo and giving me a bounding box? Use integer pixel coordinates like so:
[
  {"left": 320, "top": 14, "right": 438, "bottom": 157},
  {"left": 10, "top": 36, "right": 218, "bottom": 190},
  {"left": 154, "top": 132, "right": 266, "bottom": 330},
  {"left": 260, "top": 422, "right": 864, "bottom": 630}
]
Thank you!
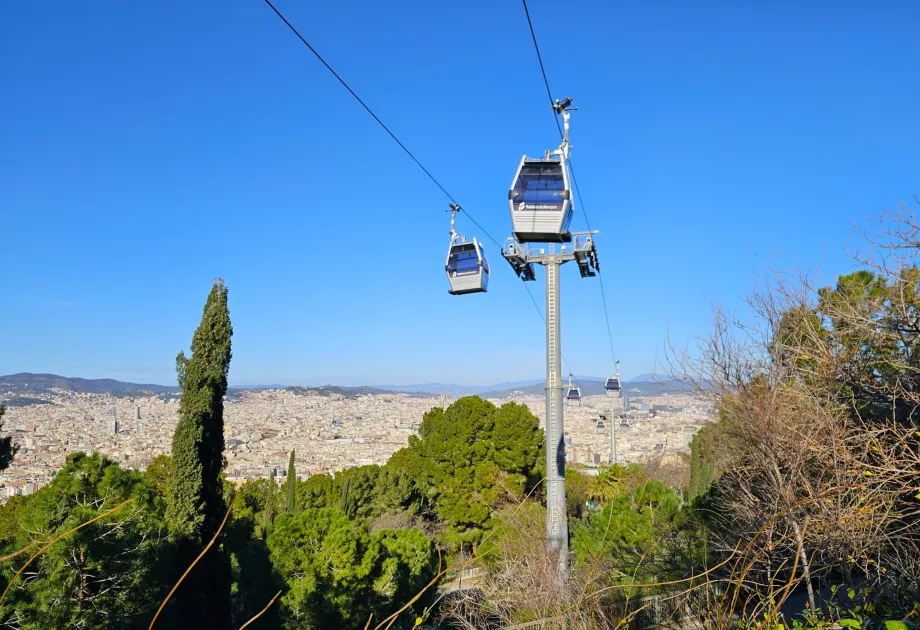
[
  {"left": 607, "top": 360, "right": 623, "bottom": 465},
  {"left": 502, "top": 97, "right": 599, "bottom": 581}
]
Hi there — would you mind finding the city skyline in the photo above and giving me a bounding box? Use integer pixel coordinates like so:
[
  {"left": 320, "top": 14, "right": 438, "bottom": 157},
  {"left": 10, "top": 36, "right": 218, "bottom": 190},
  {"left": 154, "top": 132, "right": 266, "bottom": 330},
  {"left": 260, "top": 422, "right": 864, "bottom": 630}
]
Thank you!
[{"left": 0, "top": 369, "right": 672, "bottom": 391}]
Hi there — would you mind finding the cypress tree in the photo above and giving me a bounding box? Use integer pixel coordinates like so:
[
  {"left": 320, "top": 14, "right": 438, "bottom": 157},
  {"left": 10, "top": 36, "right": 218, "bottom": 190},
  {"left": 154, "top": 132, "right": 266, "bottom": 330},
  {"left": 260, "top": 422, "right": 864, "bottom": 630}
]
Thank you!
[
  {"left": 165, "top": 279, "right": 233, "bottom": 628},
  {"left": 688, "top": 433, "right": 702, "bottom": 500},
  {"left": 0, "top": 406, "right": 18, "bottom": 471},
  {"left": 263, "top": 469, "right": 275, "bottom": 537},
  {"left": 285, "top": 449, "right": 297, "bottom": 513}
]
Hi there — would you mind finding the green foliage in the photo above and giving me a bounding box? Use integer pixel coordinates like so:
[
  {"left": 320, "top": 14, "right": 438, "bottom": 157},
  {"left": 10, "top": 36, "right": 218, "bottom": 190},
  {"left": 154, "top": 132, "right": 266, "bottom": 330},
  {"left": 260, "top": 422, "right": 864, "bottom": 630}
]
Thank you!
[
  {"left": 374, "top": 450, "right": 429, "bottom": 517},
  {"left": 164, "top": 279, "right": 234, "bottom": 629},
  {"left": 0, "top": 453, "right": 168, "bottom": 630},
  {"left": 590, "top": 463, "right": 645, "bottom": 504},
  {"left": 572, "top": 480, "right": 685, "bottom": 589},
  {"left": 263, "top": 469, "right": 276, "bottom": 537},
  {"left": 815, "top": 270, "right": 920, "bottom": 424},
  {"left": 0, "top": 494, "right": 30, "bottom": 546},
  {"left": 387, "top": 397, "right": 543, "bottom": 549},
  {"left": 144, "top": 453, "right": 172, "bottom": 499},
  {"left": 565, "top": 468, "right": 593, "bottom": 519},
  {"left": 166, "top": 280, "right": 233, "bottom": 541},
  {"left": 285, "top": 449, "right": 297, "bottom": 514},
  {"left": 225, "top": 485, "right": 284, "bottom": 629},
  {"left": 267, "top": 508, "right": 437, "bottom": 629},
  {"left": 0, "top": 406, "right": 18, "bottom": 471},
  {"left": 336, "top": 464, "right": 381, "bottom": 520},
  {"left": 296, "top": 473, "right": 339, "bottom": 510},
  {"left": 476, "top": 501, "right": 546, "bottom": 570},
  {"left": 687, "top": 424, "right": 722, "bottom": 502},
  {"left": 738, "top": 582, "right": 920, "bottom": 629}
]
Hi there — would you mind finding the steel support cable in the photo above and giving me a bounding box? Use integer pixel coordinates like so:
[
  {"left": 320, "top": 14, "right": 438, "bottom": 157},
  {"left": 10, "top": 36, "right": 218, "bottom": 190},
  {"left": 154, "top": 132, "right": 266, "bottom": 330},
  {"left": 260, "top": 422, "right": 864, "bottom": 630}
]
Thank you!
[
  {"left": 264, "top": 0, "right": 567, "bottom": 352},
  {"left": 520, "top": 0, "right": 618, "bottom": 367},
  {"left": 262, "top": 0, "right": 501, "bottom": 248}
]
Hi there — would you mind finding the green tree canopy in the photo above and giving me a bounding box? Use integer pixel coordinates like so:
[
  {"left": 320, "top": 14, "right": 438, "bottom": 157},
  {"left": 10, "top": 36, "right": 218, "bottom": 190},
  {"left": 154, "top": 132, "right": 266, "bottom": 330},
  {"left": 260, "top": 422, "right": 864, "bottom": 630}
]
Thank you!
[
  {"left": 267, "top": 508, "right": 437, "bottom": 629},
  {"left": 387, "top": 396, "right": 543, "bottom": 549},
  {"left": 572, "top": 480, "right": 684, "bottom": 588},
  {"left": 0, "top": 453, "right": 167, "bottom": 630},
  {"left": 295, "top": 473, "right": 339, "bottom": 510}
]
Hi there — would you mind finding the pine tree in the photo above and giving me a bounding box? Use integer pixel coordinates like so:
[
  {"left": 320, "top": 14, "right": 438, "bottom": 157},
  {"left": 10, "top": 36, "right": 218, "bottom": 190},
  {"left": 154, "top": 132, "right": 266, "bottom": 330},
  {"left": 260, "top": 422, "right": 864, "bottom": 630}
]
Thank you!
[
  {"left": 0, "top": 406, "right": 18, "bottom": 471},
  {"left": 263, "top": 469, "right": 276, "bottom": 537},
  {"left": 285, "top": 449, "right": 297, "bottom": 514},
  {"left": 164, "top": 279, "right": 233, "bottom": 629}
]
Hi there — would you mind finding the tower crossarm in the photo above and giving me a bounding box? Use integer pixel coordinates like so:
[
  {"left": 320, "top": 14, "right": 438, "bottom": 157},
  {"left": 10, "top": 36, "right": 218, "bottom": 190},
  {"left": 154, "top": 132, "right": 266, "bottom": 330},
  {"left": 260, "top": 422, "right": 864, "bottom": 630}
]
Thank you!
[
  {"left": 571, "top": 232, "right": 599, "bottom": 278},
  {"left": 501, "top": 239, "right": 537, "bottom": 281}
]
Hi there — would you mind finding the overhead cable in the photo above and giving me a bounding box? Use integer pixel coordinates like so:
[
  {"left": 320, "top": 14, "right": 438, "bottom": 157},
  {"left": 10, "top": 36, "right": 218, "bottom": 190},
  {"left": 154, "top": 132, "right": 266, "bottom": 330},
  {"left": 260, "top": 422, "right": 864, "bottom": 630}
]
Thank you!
[
  {"left": 263, "top": 0, "right": 501, "bottom": 248},
  {"left": 264, "top": 0, "right": 579, "bottom": 368},
  {"left": 520, "top": 0, "right": 618, "bottom": 366}
]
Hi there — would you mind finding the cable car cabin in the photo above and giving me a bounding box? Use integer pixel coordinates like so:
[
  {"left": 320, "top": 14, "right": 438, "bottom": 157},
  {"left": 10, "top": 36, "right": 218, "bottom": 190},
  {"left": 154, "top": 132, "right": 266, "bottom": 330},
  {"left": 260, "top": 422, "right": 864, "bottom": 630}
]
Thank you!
[
  {"left": 605, "top": 376, "right": 622, "bottom": 396},
  {"left": 446, "top": 238, "right": 489, "bottom": 295},
  {"left": 620, "top": 417, "right": 630, "bottom": 428},
  {"left": 565, "top": 387, "right": 581, "bottom": 403},
  {"left": 508, "top": 156, "right": 574, "bottom": 243}
]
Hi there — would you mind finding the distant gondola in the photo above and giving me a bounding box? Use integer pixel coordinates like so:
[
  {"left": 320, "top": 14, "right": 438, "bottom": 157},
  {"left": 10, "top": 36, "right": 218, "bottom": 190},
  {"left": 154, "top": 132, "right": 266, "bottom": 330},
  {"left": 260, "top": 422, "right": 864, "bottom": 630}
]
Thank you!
[
  {"left": 605, "top": 361, "right": 622, "bottom": 397},
  {"left": 445, "top": 204, "right": 489, "bottom": 295},
  {"left": 566, "top": 373, "right": 581, "bottom": 404}
]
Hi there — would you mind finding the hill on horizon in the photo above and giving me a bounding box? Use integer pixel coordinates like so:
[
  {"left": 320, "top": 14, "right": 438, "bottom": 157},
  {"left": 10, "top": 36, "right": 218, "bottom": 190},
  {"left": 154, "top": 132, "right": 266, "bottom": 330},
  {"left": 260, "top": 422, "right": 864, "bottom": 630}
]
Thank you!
[
  {"left": 0, "top": 372, "right": 686, "bottom": 400},
  {"left": 0, "top": 373, "right": 180, "bottom": 396}
]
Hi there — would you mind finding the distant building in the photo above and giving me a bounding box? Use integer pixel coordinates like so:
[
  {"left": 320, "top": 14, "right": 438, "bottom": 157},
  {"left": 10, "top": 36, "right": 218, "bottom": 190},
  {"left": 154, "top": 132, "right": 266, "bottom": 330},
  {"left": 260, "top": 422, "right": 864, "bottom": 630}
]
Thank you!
[
  {"left": 114, "top": 420, "right": 119, "bottom": 435},
  {"left": 134, "top": 405, "right": 141, "bottom": 421}
]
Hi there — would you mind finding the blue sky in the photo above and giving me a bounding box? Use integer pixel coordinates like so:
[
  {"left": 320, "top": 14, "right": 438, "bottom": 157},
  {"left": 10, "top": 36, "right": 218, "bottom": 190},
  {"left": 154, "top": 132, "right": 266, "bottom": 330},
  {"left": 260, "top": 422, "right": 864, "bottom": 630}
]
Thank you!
[{"left": 1, "top": 1, "right": 918, "bottom": 387}]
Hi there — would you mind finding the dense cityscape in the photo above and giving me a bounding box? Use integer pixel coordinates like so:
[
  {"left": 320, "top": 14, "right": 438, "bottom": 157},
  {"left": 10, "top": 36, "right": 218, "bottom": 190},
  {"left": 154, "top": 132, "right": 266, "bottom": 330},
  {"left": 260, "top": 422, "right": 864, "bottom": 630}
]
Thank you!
[{"left": 0, "top": 381, "right": 711, "bottom": 500}]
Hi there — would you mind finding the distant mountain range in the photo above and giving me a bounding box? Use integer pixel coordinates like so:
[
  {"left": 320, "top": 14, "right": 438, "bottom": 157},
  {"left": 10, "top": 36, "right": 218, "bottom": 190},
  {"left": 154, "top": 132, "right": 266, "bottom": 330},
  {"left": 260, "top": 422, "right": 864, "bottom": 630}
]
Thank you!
[
  {"left": 0, "top": 372, "right": 686, "bottom": 402},
  {"left": 0, "top": 373, "right": 180, "bottom": 396},
  {"left": 375, "top": 380, "right": 545, "bottom": 396}
]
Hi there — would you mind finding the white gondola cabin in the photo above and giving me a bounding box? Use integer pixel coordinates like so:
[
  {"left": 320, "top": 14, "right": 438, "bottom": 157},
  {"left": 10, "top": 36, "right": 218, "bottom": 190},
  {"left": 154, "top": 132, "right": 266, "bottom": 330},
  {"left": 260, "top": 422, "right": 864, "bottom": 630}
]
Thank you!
[
  {"left": 508, "top": 97, "right": 578, "bottom": 243},
  {"left": 445, "top": 204, "right": 488, "bottom": 295},
  {"left": 446, "top": 237, "right": 489, "bottom": 295},
  {"left": 508, "top": 156, "right": 574, "bottom": 243}
]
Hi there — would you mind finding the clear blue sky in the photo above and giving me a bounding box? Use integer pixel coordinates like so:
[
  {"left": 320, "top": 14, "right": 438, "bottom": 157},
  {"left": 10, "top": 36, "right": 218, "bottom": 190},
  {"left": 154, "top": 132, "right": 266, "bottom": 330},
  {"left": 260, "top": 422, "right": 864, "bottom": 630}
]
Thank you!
[{"left": 2, "top": 1, "right": 918, "bottom": 387}]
